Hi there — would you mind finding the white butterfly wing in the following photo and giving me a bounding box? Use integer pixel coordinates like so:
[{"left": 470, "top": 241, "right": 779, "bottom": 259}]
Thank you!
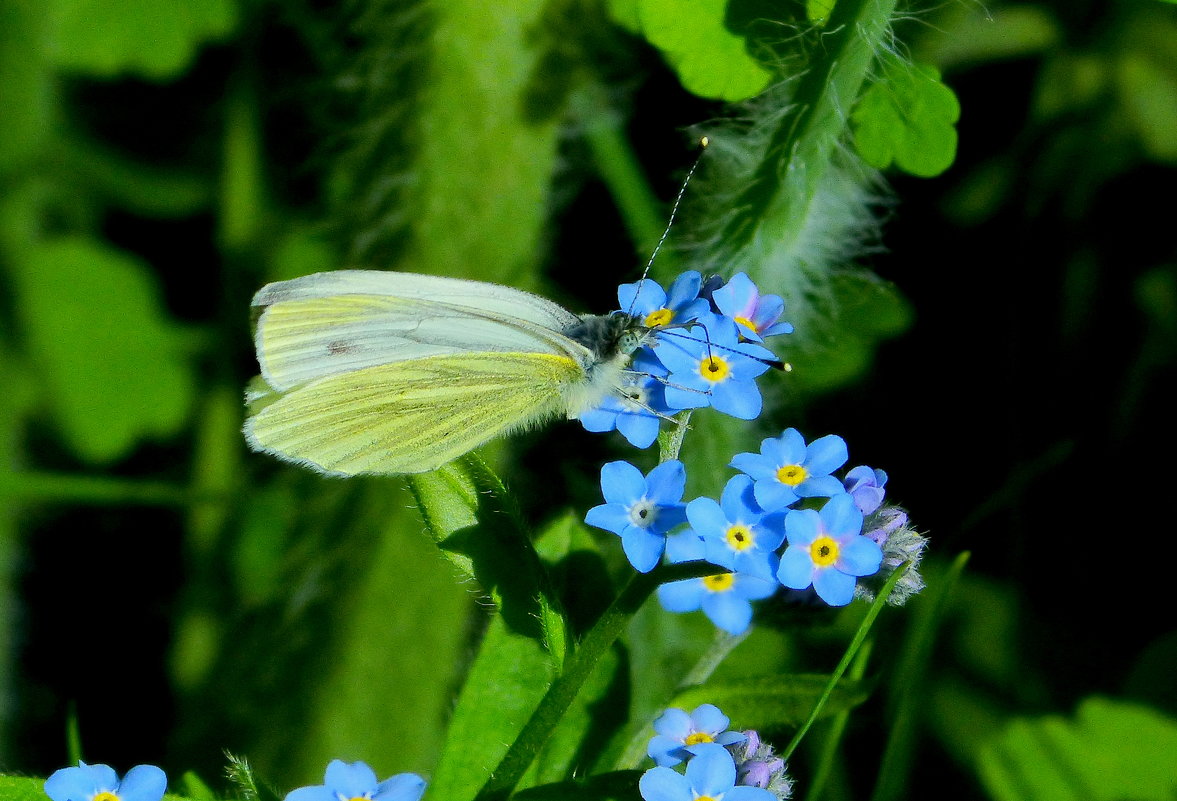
[{"left": 253, "top": 270, "right": 591, "bottom": 391}]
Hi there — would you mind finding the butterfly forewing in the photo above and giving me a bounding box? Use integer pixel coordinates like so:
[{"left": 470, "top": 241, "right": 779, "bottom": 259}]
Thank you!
[{"left": 256, "top": 293, "right": 594, "bottom": 392}]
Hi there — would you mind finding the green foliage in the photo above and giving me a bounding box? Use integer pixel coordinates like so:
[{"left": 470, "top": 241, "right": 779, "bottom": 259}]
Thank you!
[
  {"left": 608, "top": 0, "right": 773, "bottom": 100},
  {"left": 11, "top": 237, "right": 196, "bottom": 462},
  {"left": 51, "top": 0, "right": 238, "bottom": 79},
  {"left": 978, "top": 698, "right": 1177, "bottom": 801},
  {"left": 852, "top": 62, "right": 960, "bottom": 177}
]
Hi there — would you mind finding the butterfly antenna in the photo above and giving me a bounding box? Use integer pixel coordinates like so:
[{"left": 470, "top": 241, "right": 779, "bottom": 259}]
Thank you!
[
  {"left": 640, "top": 136, "right": 709, "bottom": 283},
  {"left": 626, "top": 137, "right": 710, "bottom": 319}
]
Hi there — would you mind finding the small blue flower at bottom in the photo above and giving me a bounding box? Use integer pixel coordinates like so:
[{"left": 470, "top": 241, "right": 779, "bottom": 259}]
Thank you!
[
  {"left": 639, "top": 743, "right": 775, "bottom": 801},
  {"left": 44, "top": 762, "right": 167, "bottom": 801},
  {"left": 777, "top": 494, "right": 882, "bottom": 606},
  {"left": 648, "top": 704, "right": 746, "bottom": 767},
  {"left": 285, "top": 760, "right": 425, "bottom": 801},
  {"left": 585, "top": 460, "right": 688, "bottom": 572}
]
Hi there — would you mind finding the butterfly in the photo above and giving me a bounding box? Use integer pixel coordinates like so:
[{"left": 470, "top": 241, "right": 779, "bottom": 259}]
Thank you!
[{"left": 244, "top": 269, "right": 659, "bottom": 476}]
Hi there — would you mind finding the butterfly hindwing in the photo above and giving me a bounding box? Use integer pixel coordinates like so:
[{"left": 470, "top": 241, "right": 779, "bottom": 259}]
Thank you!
[{"left": 245, "top": 351, "right": 588, "bottom": 475}]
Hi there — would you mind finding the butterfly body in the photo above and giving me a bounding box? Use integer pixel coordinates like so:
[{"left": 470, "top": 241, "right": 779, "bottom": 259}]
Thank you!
[{"left": 245, "top": 270, "right": 652, "bottom": 476}]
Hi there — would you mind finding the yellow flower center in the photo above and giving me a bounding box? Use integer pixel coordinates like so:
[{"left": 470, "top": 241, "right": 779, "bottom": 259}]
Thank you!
[
  {"left": 698, "top": 355, "right": 731, "bottom": 383},
  {"left": 702, "top": 573, "right": 734, "bottom": 592},
  {"left": 696, "top": 797, "right": 717, "bottom": 801},
  {"left": 725, "top": 524, "right": 755, "bottom": 551},
  {"left": 776, "top": 464, "right": 807, "bottom": 486},
  {"left": 810, "top": 535, "right": 840, "bottom": 567},
  {"left": 735, "top": 315, "right": 757, "bottom": 332},
  {"left": 684, "top": 732, "right": 714, "bottom": 745},
  {"left": 93, "top": 794, "right": 119, "bottom": 801},
  {"left": 644, "top": 308, "right": 674, "bottom": 328}
]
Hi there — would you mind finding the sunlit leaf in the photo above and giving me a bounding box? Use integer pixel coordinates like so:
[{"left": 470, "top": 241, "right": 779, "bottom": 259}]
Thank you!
[
  {"left": 13, "top": 236, "right": 195, "bottom": 463},
  {"left": 853, "top": 62, "right": 960, "bottom": 177},
  {"left": 978, "top": 697, "right": 1177, "bottom": 801},
  {"left": 50, "top": 0, "right": 238, "bottom": 79},
  {"left": 620, "top": 0, "right": 772, "bottom": 100},
  {"left": 425, "top": 615, "right": 556, "bottom": 801}
]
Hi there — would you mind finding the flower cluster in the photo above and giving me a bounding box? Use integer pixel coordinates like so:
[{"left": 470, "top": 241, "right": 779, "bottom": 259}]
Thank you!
[
  {"left": 640, "top": 705, "right": 792, "bottom": 801},
  {"left": 587, "top": 428, "right": 926, "bottom": 633},
  {"left": 580, "top": 271, "right": 792, "bottom": 446},
  {"left": 43, "top": 759, "right": 427, "bottom": 801}
]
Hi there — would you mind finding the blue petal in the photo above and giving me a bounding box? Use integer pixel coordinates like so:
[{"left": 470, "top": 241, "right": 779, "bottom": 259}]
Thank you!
[
  {"left": 797, "top": 474, "right": 848, "bottom": 498},
  {"left": 653, "top": 707, "right": 693, "bottom": 739},
  {"left": 638, "top": 766, "right": 692, "bottom": 801},
  {"left": 689, "top": 703, "right": 730, "bottom": 735},
  {"left": 325, "top": 760, "right": 378, "bottom": 797},
  {"left": 753, "top": 480, "right": 800, "bottom": 513},
  {"left": 661, "top": 382, "right": 711, "bottom": 410},
  {"left": 777, "top": 546, "right": 816, "bottom": 590},
  {"left": 616, "top": 413, "right": 660, "bottom": 448},
  {"left": 284, "top": 787, "right": 337, "bottom": 801},
  {"left": 710, "top": 379, "right": 762, "bottom": 420},
  {"left": 374, "top": 773, "right": 426, "bottom": 801},
  {"left": 665, "top": 530, "right": 705, "bottom": 561},
  {"left": 599, "top": 460, "right": 644, "bottom": 505},
  {"left": 752, "top": 517, "right": 785, "bottom": 551},
  {"left": 619, "top": 279, "right": 667, "bottom": 316},
  {"left": 837, "top": 536, "right": 884, "bottom": 577},
  {"left": 702, "top": 592, "right": 754, "bottom": 634},
  {"left": 813, "top": 568, "right": 857, "bottom": 606},
  {"left": 730, "top": 451, "right": 774, "bottom": 481},
  {"left": 820, "top": 493, "right": 864, "bottom": 538},
  {"left": 645, "top": 460, "right": 686, "bottom": 503},
  {"left": 666, "top": 271, "right": 703, "bottom": 309},
  {"left": 45, "top": 764, "right": 119, "bottom": 801},
  {"left": 622, "top": 527, "right": 666, "bottom": 573},
  {"left": 579, "top": 406, "right": 619, "bottom": 433},
  {"left": 118, "top": 765, "right": 167, "bottom": 801},
  {"left": 733, "top": 551, "right": 778, "bottom": 582},
  {"left": 775, "top": 428, "right": 807, "bottom": 464},
  {"left": 686, "top": 497, "right": 728, "bottom": 538},
  {"left": 784, "top": 508, "right": 820, "bottom": 546},
  {"left": 720, "top": 474, "right": 758, "bottom": 518},
  {"left": 734, "top": 573, "right": 779, "bottom": 600},
  {"left": 702, "top": 538, "right": 737, "bottom": 570},
  {"left": 804, "top": 434, "right": 848, "bottom": 475},
  {"left": 658, "top": 579, "right": 704, "bottom": 612},
  {"left": 584, "top": 503, "right": 630, "bottom": 536},
  {"left": 684, "top": 742, "right": 737, "bottom": 795},
  {"left": 647, "top": 734, "right": 688, "bottom": 768}
]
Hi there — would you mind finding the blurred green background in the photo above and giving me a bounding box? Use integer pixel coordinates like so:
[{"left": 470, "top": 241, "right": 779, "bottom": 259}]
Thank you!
[{"left": 1, "top": 0, "right": 1175, "bottom": 799}]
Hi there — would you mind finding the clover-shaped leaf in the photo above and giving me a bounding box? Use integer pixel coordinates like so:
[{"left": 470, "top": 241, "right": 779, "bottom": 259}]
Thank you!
[
  {"left": 609, "top": 0, "right": 772, "bottom": 101},
  {"left": 852, "top": 62, "right": 961, "bottom": 177}
]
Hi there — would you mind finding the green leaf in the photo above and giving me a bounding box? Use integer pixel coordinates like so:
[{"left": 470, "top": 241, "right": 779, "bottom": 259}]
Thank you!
[
  {"left": 977, "top": 697, "right": 1177, "bottom": 801},
  {"left": 12, "top": 236, "right": 195, "bottom": 463},
  {"left": 425, "top": 614, "right": 557, "bottom": 801},
  {"left": 513, "top": 770, "right": 643, "bottom": 800},
  {"left": 625, "top": 0, "right": 772, "bottom": 100},
  {"left": 0, "top": 775, "right": 47, "bottom": 801},
  {"left": 50, "top": 0, "right": 238, "bottom": 79},
  {"left": 852, "top": 62, "right": 961, "bottom": 177},
  {"left": 407, "top": 458, "right": 568, "bottom": 660},
  {"left": 671, "top": 674, "right": 870, "bottom": 729}
]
